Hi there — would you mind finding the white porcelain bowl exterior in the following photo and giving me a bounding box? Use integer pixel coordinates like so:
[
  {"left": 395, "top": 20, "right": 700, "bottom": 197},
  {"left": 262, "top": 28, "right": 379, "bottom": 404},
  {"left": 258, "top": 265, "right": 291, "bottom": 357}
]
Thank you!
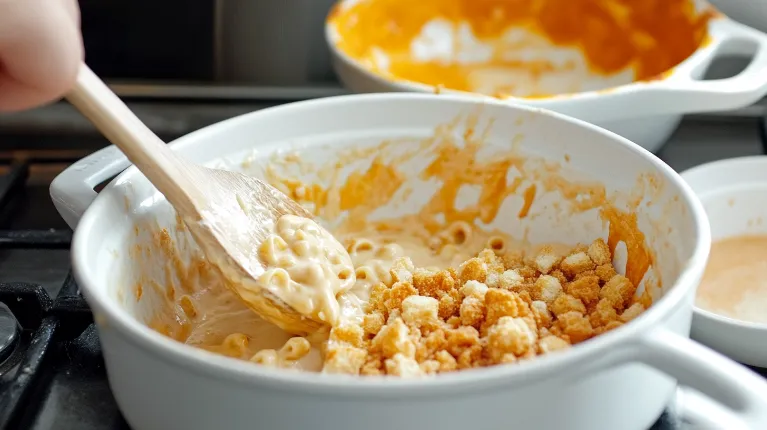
[
  {"left": 682, "top": 156, "right": 767, "bottom": 368},
  {"left": 326, "top": 1, "right": 767, "bottom": 153},
  {"left": 50, "top": 94, "right": 767, "bottom": 430}
]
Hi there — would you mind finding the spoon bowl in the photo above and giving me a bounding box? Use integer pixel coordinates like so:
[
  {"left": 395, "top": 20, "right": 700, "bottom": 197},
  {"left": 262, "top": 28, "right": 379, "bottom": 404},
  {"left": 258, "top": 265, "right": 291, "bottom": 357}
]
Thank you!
[{"left": 66, "top": 65, "right": 352, "bottom": 334}]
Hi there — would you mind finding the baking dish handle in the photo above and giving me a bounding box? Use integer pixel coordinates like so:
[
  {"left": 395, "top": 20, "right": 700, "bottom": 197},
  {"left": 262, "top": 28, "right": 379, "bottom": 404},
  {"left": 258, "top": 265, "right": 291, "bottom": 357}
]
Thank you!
[
  {"left": 663, "top": 18, "right": 767, "bottom": 107},
  {"left": 631, "top": 327, "right": 767, "bottom": 429},
  {"left": 544, "top": 18, "right": 767, "bottom": 123},
  {"left": 49, "top": 144, "right": 130, "bottom": 229}
]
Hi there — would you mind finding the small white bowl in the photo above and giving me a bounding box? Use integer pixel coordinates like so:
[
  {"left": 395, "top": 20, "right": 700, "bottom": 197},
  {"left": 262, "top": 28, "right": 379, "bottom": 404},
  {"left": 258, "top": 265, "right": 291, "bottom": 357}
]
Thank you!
[{"left": 682, "top": 156, "right": 767, "bottom": 368}]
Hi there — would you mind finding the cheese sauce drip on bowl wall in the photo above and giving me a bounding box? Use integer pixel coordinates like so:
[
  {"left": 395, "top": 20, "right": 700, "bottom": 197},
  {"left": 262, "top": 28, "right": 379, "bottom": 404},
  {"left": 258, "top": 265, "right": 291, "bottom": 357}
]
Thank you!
[{"left": 141, "top": 115, "right": 659, "bottom": 374}]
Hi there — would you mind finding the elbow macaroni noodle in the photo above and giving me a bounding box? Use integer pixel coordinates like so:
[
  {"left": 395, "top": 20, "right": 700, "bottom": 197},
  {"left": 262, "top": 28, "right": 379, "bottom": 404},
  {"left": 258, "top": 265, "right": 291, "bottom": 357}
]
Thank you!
[{"left": 256, "top": 214, "right": 356, "bottom": 326}]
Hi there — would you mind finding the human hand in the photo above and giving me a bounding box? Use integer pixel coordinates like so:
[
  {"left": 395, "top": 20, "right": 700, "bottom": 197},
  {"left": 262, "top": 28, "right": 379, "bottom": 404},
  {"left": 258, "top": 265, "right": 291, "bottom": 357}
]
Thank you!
[{"left": 0, "top": 0, "right": 83, "bottom": 112}]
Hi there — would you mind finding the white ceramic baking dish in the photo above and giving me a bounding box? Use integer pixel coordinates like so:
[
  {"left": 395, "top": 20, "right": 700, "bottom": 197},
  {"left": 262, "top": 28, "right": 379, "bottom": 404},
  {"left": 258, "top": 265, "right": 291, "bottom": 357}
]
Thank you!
[
  {"left": 325, "top": 0, "right": 767, "bottom": 153},
  {"left": 50, "top": 94, "right": 767, "bottom": 430}
]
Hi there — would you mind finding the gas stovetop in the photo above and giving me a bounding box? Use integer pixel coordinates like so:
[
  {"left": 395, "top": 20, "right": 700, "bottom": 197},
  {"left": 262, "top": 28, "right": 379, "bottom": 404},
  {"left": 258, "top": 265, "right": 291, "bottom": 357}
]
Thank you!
[
  {"left": 0, "top": 161, "right": 130, "bottom": 429},
  {"left": 0, "top": 100, "right": 765, "bottom": 430}
]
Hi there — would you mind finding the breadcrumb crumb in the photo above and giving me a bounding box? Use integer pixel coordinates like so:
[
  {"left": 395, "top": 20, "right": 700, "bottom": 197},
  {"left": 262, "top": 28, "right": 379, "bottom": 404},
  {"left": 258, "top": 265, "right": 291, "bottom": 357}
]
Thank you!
[{"left": 322, "top": 238, "right": 646, "bottom": 377}]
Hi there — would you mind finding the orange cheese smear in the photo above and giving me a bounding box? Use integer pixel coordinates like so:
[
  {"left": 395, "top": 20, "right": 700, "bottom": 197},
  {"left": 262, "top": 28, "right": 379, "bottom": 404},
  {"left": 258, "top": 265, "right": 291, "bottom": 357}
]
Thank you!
[
  {"left": 266, "top": 113, "right": 657, "bottom": 293},
  {"left": 329, "top": 0, "right": 714, "bottom": 96},
  {"left": 601, "top": 206, "right": 653, "bottom": 292},
  {"left": 141, "top": 111, "right": 661, "bottom": 363}
]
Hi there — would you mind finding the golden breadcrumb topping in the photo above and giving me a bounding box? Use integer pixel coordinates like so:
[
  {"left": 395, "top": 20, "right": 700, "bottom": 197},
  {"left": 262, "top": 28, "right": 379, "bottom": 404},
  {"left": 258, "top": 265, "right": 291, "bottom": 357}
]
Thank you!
[{"left": 322, "top": 238, "right": 646, "bottom": 376}]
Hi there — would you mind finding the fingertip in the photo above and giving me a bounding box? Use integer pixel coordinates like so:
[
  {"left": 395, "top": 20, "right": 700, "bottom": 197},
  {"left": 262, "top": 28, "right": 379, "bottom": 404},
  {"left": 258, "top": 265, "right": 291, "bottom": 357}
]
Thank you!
[
  {"left": 54, "top": 30, "right": 84, "bottom": 98},
  {"left": 39, "top": 6, "right": 84, "bottom": 99},
  {"left": 0, "top": 77, "right": 58, "bottom": 112},
  {"left": 0, "top": 0, "right": 84, "bottom": 111}
]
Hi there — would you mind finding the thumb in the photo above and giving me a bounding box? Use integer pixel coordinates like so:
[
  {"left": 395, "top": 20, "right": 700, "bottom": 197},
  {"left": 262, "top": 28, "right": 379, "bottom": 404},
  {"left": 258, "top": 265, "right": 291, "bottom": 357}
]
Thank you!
[{"left": 0, "top": 0, "right": 83, "bottom": 112}]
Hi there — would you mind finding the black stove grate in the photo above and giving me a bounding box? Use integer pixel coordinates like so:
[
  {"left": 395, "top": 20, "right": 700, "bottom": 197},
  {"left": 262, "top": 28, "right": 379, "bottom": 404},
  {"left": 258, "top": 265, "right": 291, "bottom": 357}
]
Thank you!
[
  {"left": 0, "top": 264, "right": 103, "bottom": 429},
  {"left": 0, "top": 272, "right": 127, "bottom": 430},
  {"left": 0, "top": 160, "right": 128, "bottom": 430}
]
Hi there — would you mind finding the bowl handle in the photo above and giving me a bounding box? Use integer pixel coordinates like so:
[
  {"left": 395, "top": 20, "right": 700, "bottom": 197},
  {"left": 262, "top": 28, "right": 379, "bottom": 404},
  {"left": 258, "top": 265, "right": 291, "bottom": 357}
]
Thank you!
[
  {"left": 540, "top": 19, "right": 767, "bottom": 123},
  {"left": 50, "top": 145, "right": 130, "bottom": 229},
  {"left": 618, "top": 327, "right": 767, "bottom": 429},
  {"left": 664, "top": 18, "right": 767, "bottom": 106}
]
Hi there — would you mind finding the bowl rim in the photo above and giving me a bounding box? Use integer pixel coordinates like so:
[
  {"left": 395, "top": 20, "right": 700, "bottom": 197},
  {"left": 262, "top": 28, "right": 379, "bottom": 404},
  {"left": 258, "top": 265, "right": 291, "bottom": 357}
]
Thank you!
[
  {"left": 323, "top": 0, "right": 723, "bottom": 102},
  {"left": 681, "top": 155, "right": 767, "bottom": 332},
  {"left": 71, "top": 93, "right": 711, "bottom": 395},
  {"left": 695, "top": 306, "right": 767, "bottom": 331}
]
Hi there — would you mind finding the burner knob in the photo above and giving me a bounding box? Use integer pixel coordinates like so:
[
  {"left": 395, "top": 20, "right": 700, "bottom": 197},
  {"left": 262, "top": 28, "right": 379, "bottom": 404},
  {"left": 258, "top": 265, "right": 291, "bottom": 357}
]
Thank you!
[{"left": 0, "top": 302, "right": 19, "bottom": 364}]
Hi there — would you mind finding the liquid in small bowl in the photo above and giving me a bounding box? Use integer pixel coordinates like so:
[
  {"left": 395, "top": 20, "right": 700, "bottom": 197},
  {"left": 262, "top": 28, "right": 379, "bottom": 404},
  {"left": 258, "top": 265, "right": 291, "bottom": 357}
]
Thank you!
[{"left": 697, "top": 233, "right": 767, "bottom": 325}]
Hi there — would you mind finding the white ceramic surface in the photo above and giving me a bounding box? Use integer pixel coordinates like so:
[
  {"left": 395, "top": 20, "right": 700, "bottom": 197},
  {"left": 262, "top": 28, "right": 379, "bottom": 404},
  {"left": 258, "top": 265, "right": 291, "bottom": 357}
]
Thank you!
[
  {"left": 709, "top": 0, "right": 767, "bottom": 33},
  {"left": 50, "top": 94, "right": 767, "bottom": 430},
  {"left": 325, "top": 1, "right": 767, "bottom": 153},
  {"left": 682, "top": 156, "right": 767, "bottom": 368}
]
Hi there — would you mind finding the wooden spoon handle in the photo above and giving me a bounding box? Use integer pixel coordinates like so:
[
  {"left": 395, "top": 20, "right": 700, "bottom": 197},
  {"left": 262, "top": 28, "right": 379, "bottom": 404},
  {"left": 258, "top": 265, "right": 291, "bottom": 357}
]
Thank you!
[{"left": 67, "top": 64, "right": 199, "bottom": 215}]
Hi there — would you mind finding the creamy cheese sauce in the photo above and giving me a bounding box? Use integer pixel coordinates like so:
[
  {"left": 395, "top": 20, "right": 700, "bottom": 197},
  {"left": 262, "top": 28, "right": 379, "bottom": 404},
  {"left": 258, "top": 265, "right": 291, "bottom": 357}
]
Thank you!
[
  {"left": 146, "top": 219, "right": 517, "bottom": 371},
  {"left": 256, "top": 214, "right": 356, "bottom": 326}
]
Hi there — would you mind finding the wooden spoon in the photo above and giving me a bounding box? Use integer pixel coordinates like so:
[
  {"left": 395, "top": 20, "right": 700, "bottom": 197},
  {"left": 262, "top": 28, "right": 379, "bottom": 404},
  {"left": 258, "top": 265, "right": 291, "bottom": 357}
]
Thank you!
[{"left": 67, "top": 64, "right": 347, "bottom": 335}]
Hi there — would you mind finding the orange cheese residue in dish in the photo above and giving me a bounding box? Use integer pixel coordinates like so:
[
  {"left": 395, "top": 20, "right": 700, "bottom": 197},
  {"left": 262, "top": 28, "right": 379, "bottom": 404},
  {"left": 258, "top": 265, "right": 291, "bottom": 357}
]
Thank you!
[
  {"left": 136, "top": 111, "right": 662, "bottom": 376},
  {"left": 328, "top": 0, "right": 715, "bottom": 96},
  {"left": 340, "top": 157, "right": 404, "bottom": 212},
  {"left": 264, "top": 112, "right": 658, "bottom": 292},
  {"left": 602, "top": 206, "right": 653, "bottom": 289}
]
